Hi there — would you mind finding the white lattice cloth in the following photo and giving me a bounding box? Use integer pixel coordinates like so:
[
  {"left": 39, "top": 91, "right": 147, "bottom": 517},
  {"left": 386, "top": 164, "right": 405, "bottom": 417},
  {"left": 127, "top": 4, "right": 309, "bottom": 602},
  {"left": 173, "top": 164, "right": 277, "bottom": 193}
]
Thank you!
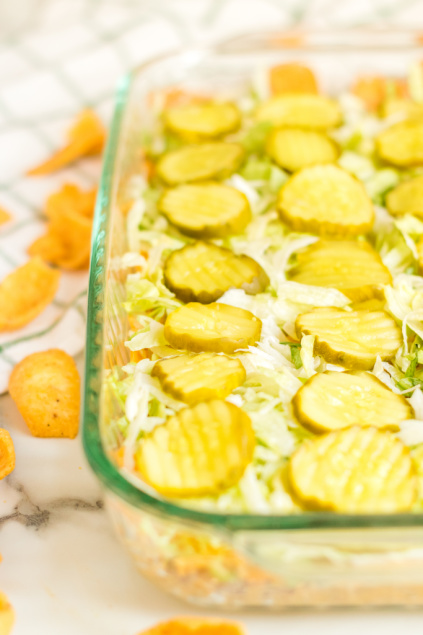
[{"left": 0, "top": 0, "right": 421, "bottom": 392}]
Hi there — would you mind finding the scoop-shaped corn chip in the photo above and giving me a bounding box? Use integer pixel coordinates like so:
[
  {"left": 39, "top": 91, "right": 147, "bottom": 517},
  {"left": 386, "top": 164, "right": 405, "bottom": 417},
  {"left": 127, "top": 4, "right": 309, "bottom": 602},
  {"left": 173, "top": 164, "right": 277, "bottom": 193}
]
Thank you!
[
  {"left": 0, "top": 207, "right": 11, "bottom": 226},
  {"left": 290, "top": 426, "right": 417, "bottom": 512},
  {"left": 135, "top": 400, "right": 255, "bottom": 497},
  {"left": 27, "top": 109, "right": 105, "bottom": 176},
  {"left": 377, "top": 119, "right": 423, "bottom": 166},
  {"left": 29, "top": 207, "right": 92, "bottom": 270},
  {"left": 29, "top": 232, "right": 68, "bottom": 266},
  {"left": 164, "top": 302, "right": 262, "bottom": 354},
  {"left": 288, "top": 240, "right": 392, "bottom": 301},
  {"left": 164, "top": 102, "right": 241, "bottom": 140},
  {"left": 296, "top": 308, "right": 402, "bottom": 370},
  {"left": 0, "top": 258, "right": 60, "bottom": 331},
  {"left": 157, "top": 143, "right": 244, "bottom": 185},
  {"left": 256, "top": 94, "right": 341, "bottom": 130},
  {"left": 0, "top": 592, "right": 14, "bottom": 635},
  {"left": 267, "top": 127, "right": 338, "bottom": 172},
  {"left": 293, "top": 371, "right": 413, "bottom": 434},
  {"left": 9, "top": 349, "right": 80, "bottom": 438},
  {"left": 29, "top": 183, "right": 95, "bottom": 270},
  {"left": 45, "top": 183, "right": 96, "bottom": 220},
  {"left": 161, "top": 88, "right": 210, "bottom": 109},
  {"left": 0, "top": 429, "right": 15, "bottom": 479},
  {"left": 278, "top": 165, "right": 374, "bottom": 237},
  {"left": 386, "top": 174, "right": 423, "bottom": 218},
  {"left": 269, "top": 63, "right": 318, "bottom": 96},
  {"left": 159, "top": 183, "right": 251, "bottom": 238},
  {"left": 164, "top": 241, "right": 268, "bottom": 303},
  {"left": 152, "top": 352, "right": 246, "bottom": 404},
  {"left": 139, "top": 617, "right": 245, "bottom": 635},
  {"left": 351, "top": 76, "right": 407, "bottom": 112}
]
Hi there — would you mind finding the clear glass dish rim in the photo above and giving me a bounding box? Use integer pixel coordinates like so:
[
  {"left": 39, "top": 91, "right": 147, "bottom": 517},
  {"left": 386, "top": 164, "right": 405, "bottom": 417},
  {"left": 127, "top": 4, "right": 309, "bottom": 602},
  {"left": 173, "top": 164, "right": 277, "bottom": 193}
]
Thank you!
[{"left": 83, "top": 29, "right": 423, "bottom": 533}]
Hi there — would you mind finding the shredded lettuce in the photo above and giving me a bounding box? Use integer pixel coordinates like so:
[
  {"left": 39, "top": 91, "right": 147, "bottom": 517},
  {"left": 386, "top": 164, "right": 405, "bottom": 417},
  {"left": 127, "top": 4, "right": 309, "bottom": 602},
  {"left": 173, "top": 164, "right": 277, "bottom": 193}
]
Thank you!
[
  {"left": 299, "top": 334, "right": 317, "bottom": 378},
  {"left": 225, "top": 173, "right": 260, "bottom": 210},
  {"left": 241, "top": 121, "right": 272, "bottom": 153},
  {"left": 240, "top": 156, "right": 273, "bottom": 181},
  {"left": 365, "top": 169, "right": 400, "bottom": 205},
  {"left": 124, "top": 273, "right": 181, "bottom": 320},
  {"left": 126, "top": 319, "right": 167, "bottom": 351},
  {"left": 338, "top": 151, "right": 375, "bottom": 181}
]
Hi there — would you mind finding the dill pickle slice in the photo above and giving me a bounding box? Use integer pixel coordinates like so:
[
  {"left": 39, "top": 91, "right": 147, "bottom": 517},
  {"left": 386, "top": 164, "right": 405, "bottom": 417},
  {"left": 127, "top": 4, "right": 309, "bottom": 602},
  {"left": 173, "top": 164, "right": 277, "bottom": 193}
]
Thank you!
[
  {"left": 164, "top": 102, "right": 241, "bottom": 140},
  {"left": 277, "top": 165, "right": 374, "bottom": 237},
  {"left": 157, "top": 142, "right": 244, "bottom": 185},
  {"left": 288, "top": 240, "right": 392, "bottom": 302},
  {"left": 158, "top": 183, "right": 251, "bottom": 238},
  {"left": 293, "top": 371, "right": 413, "bottom": 434},
  {"left": 256, "top": 94, "right": 342, "bottom": 130},
  {"left": 377, "top": 119, "right": 423, "bottom": 166},
  {"left": 351, "top": 298, "right": 386, "bottom": 312},
  {"left": 386, "top": 174, "right": 423, "bottom": 218},
  {"left": 151, "top": 352, "right": 246, "bottom": 404},
  {"left": 164, "top": 241, "right": 269, "bottom": 303},
  {"left": 289, "top": 426, "right": 417, "bottom": 512},
  {"left": 135, "top": 399, "right": 255, "bottom": 497},
  {"left": 164, "top": 302, "right": 262, "bottom": 354},
  {"left": 266, "top": 127, "right": 338, "bottom": 172},
  {"left": 296, "top": 308, "right": 402, "bottom": 370}
]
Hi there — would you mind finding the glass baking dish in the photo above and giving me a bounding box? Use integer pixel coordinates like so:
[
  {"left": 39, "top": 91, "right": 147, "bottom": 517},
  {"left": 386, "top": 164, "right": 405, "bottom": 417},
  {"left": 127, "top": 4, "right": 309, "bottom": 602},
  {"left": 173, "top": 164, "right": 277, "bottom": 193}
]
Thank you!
[{"left": 83, "top": 30, "right": 423, "bottom": 608}]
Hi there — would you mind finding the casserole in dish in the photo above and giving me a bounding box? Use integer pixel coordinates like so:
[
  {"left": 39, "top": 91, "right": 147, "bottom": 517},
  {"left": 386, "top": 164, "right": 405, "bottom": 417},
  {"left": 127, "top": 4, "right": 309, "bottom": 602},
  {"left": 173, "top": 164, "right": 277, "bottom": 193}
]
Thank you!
[{"left": 83, "top": 30, "right": 423, "bottom": 607}]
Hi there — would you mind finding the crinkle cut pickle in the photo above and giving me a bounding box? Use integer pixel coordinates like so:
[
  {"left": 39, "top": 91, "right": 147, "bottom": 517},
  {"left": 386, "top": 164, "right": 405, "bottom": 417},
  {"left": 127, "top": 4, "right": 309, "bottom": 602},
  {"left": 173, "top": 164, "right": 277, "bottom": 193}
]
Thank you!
[{"left": 117, "top": 65, "right": 423, "bottom": 512}]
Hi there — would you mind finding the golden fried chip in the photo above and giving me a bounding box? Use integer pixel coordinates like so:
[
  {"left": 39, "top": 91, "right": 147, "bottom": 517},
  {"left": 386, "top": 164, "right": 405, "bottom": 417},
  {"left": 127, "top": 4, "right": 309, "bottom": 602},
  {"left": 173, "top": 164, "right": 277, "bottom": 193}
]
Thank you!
[
  {"left": 28, "top": 232, "right": 67, "bottom": 266},
  {"left": 0, "top": 207, "right": 11, "bottom": 226},
  {"left": 9, "top": 349, "right": 80, "bottom": 438},
  {"left": 269, "top": 63, "right": 318, "bottom": 96},
  {"left": 0, "top": 258, "right": 60, "bottom": 331},
  {"left": 27, "top": 109, "right": 105, "bottom": 176},
  {"left": 29, "top": 183, "right": 95, "bottom": 270},
  {"left": 29, "top": 208, "right": 92, "bottom": 270},
  {"left": 351, "top": 76, "right": 407, "bottom": 112},
  {"left": 160, "top": 88, "right": 210, "bottom": 110},
  {"left": 45, "top": 183, "right": 96, "bottom": 220},
  {"left": 0, "top": 429, "right": 15, "bottom": 480},
  {"left": 138, "top": 617, "right": 245, "bottom": 635},
  {"left": 0, "top": 592, "right": 14, "bottom": 635}
]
